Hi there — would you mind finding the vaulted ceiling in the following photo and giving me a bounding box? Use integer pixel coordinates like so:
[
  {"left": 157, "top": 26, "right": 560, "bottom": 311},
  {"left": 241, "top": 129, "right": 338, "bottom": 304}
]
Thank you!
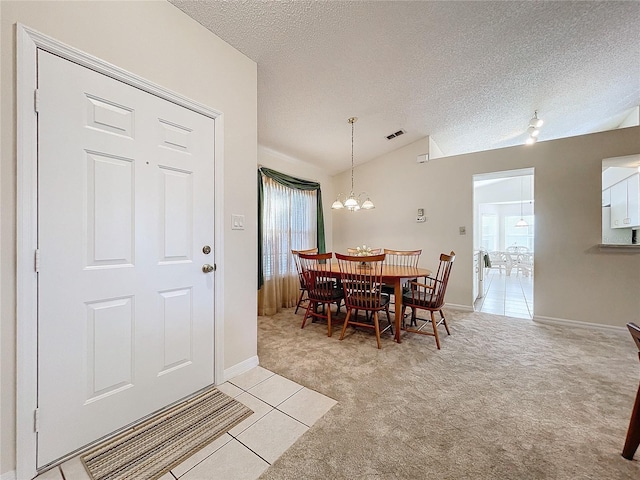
[{"left": 170, "top": 0, "right": 640, "bottom": 174}]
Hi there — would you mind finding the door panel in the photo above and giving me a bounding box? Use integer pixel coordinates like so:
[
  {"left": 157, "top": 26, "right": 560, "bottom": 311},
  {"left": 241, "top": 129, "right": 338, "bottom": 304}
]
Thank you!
[
  {"left": 160, "top": 167, "right": 193, "bottom": 262},
  {"left": 88, "top": 152, "right": 135, "bottom": 265},
  {"left": 37, "top": 50, "right": 215, "bottom": 466},
  {"left": 86, "top": 297, "right": 134, "bottom": 400}
]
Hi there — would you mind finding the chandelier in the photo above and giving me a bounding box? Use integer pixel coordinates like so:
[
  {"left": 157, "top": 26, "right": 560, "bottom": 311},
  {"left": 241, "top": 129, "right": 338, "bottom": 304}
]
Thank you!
[
  {"left": 332, "top": 117, "right": 375, "bottom": 211},
  {"left": 515, "top": 176, "right": 529, "bottom": 227}
]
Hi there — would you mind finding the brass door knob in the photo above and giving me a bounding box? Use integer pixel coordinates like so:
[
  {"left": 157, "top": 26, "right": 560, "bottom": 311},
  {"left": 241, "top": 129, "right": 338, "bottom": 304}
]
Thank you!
[{"left": 202, "top": 264, "right": 214, "bottom": 273}]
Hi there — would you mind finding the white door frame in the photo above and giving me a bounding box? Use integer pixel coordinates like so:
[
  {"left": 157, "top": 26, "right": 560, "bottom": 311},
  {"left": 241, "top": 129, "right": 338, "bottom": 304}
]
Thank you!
[{"left": 16, "top": 24, "right": 225, "bottom": 479}]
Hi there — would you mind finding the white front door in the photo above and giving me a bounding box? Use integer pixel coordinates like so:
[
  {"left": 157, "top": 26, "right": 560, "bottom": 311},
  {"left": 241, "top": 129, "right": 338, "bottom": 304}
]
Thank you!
[{"left": 37, "top": 50, "right": 215, "bottom": 466}]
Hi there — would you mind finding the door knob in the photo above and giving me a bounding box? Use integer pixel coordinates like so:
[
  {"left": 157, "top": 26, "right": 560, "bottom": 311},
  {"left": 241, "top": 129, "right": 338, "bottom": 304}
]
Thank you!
[{"left": 202, "top": 264, "right": 215, "bottom": 273}]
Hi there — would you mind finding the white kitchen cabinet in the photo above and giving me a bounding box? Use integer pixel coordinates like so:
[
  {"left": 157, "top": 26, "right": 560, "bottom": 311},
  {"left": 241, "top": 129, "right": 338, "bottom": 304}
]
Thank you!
[
  {"left": 602, "top": 187, "right": 611, "bottom": 206},
  {"left": 610, "top": 173, "right": 640, "bottom": 228}
]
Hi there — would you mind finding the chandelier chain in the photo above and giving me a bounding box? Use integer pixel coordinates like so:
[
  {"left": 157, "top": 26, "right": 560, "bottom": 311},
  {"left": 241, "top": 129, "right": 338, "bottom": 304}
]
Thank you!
[
  {"left": 331, "top": 116, "right": 374, "bottom": 211},
  {"left": 351, "top": 118, "right": 354, "bottom": 192}
]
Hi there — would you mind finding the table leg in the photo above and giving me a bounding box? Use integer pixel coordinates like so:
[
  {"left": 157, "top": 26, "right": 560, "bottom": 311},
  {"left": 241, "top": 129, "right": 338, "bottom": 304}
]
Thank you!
[{"left": 394, "top": 279, "right": 402, "bottom": 343}]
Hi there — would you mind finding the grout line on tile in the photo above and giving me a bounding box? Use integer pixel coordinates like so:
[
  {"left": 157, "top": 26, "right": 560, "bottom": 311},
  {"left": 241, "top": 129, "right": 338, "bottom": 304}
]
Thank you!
[
  {"left": 273, "top": 405, "right": 320, "bottom": 428},
  {"left": 233, "top": 438, "right": 273, "bottom": 466},
  {"left": 229, "top": 373, "right": 274, "bottom": 392}
]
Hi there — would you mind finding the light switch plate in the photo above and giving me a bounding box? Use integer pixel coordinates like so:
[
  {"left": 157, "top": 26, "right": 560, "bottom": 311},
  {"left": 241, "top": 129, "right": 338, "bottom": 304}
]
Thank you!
[
  {"left": 232, "top": 214, "right": 245, "bottom": 230},
  {"left": 459, "top": 226, "right": 466, "bottom": 235}
]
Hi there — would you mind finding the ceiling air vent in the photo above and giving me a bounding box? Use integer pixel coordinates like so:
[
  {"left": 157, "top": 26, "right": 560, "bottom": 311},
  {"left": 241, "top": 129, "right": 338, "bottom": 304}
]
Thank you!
[{"left": 385, "top": 129, "right": 406, "bottom": 140}]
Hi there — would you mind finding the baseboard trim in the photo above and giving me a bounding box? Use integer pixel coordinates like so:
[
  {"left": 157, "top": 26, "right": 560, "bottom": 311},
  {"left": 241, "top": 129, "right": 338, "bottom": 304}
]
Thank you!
[
  {"left": 1, "top": 471, "right": 17, "bottom": 480},
  {"left": 446, "top": 303, "right": 474, "bottom": 312},
  {"left": 222, "top": 355, "right": 259, "bottom": 383},
  {"left": 533, "top": 315, "right": 626, "bottom": 332}
]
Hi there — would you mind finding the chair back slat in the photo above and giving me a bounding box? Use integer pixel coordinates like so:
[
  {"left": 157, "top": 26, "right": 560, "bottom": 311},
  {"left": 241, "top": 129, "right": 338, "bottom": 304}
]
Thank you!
[
  {"left": 383, "top": 249, "right": 421, "bottom": 268},
  {"left": 430, "top": 251, "right": 456, "bottom": 307},
  {"left": 298, "top": 252, "right": 336, "bottom": 302},
  {"left": 336, "top": 253, "right": 386, "bottom": 311},
  {"left": 292, "top": 248, "right": 318, "bottom": 288},
  {"left": 406, "top": 251, "right": 455, "bottom": 309}
]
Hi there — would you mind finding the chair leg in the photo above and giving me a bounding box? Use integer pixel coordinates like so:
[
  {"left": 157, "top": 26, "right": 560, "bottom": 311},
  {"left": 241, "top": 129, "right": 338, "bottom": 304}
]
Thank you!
[
  {"left": 623, "top": 383, "right": 640, "bottom": 460},
  {"left": 431, "top": 311, "right": 441, "bottom": 349},
  {"left": 295, "top": 289, "right": 305, "bottom": 314},
  {"left": 340, "top": 309, "right": 352, "bottom": 340},
  {"left": 385, "top": 305, "right": 393, "bottom": 335},
  {"left": 327, "top": 304, "right": 332, "bottom": 337},
  {"left": 373, "top": 311, "right": 382, "bottom": 349},
  {"left": 401, "top": 305, "right": 407, "bottom": 329},
  {"left": 301, "top": 301, "right": 314, "bottom": 329},
  {"left": 440, "top": 309, "right": 451, "bottom": 335}
]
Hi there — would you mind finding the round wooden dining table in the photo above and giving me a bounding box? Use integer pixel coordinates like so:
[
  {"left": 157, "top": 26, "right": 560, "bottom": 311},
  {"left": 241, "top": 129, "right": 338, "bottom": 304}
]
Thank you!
[{"left": 314, "top": 263, "right": 431, "bottom": 343}]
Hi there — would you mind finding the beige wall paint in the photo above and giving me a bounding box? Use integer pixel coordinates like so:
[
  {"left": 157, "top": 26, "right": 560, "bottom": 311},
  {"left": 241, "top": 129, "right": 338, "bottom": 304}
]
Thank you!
[
  {"left": 258, "top": 146, "right": 334, "bottom": 253},
  {"left": 333, "top": 127, "right": 640, "bottom": 325},
  {"left": 1, "top": 1, "right": 257, "bottom": 474}
]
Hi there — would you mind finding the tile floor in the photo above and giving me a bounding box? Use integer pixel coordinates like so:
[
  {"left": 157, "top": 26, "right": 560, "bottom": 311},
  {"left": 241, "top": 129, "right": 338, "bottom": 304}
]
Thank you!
[
  {"left": 36, "top": 367, "right": 337, "bottom": 480},
  {"left": 474, "top": 268, "right": 533, "bottom": 319}
]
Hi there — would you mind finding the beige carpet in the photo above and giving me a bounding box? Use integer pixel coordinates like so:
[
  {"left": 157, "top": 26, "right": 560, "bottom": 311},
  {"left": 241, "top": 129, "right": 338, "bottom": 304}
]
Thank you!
[
  {"left": 257, "top": 308, "right": 640, "bottom": 479},
  {"left": 81, "top": 387, "right": 252, "bottom": 480}
]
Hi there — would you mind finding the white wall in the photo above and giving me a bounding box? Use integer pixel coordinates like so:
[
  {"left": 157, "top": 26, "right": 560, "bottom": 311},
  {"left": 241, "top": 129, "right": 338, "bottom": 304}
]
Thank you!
[
  {"left": 332, "top": 127, "right": 640, "bottom": 324},
  {"left": 1, "top": 1, "right": 257, "bottom": 475},
  {"left": 258, "top": 146, "right": 334, "bottom": 252}
]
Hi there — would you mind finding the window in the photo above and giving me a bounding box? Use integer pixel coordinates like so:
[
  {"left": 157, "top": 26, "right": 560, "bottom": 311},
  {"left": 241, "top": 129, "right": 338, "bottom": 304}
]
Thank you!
[
  {"left": 504, "top": 215, "right": 535, "bottom": 251},
  {"left": 480, "top": 214, "right": 498, "bottom": 251},
  {"left": 262, "top": 176, "right": 317, "bottom": 280}
]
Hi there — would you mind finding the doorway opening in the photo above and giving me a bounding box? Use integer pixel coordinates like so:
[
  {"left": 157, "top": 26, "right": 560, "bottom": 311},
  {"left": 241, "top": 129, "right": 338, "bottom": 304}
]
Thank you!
[{"left": 473, "top": 168, "right": 534, "bottom": 319}]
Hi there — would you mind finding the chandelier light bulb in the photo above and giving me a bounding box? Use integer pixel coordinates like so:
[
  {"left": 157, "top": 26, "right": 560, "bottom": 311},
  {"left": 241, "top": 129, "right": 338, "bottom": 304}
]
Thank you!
[
  {"left": 344, "top": 194, "right": 358, "bottom": 208},
  {"left": 361, "top": 197, "right": 375, "bottom": 210}
]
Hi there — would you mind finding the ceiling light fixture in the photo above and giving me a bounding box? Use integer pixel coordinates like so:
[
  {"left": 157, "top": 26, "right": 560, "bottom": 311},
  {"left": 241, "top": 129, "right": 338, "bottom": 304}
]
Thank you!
[
  {"left": 525, "top": 111, "right": 543, "bottom": 145},
  {"left": 529, "top": 111, "right": 544, "bottom": 128},
  {"left": 332, "top": 117, "right": 375, "bottom": 211}
]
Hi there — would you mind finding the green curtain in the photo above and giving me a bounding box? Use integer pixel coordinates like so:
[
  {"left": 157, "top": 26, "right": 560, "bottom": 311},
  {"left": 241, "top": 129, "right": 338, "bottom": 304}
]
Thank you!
[{"left": 258, "top": 167, "right": 326, "bottom": 289}]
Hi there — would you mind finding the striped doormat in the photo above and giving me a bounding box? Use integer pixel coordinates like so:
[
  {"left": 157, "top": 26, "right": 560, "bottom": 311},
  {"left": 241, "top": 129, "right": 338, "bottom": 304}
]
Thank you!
[{"left": 81, "top": 387, "right": 252, "bottom": 480}]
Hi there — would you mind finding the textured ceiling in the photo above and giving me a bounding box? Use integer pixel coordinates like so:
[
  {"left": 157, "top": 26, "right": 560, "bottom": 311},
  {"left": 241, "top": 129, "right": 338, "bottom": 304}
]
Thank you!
[{"left": 169, "top": 0, "right": 640, "bottom": 174}]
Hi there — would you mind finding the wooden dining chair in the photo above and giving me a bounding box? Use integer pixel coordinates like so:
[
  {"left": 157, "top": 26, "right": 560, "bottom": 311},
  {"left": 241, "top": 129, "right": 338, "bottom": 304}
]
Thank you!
[
  {"left": 402, "top": 251, "right": 455, "bottom": 349},
  {"left": 292, "top": 247, "right": 318, "bottom": 314},
  {"left": 298, "top": 252, "right": 344, "bottom": 337},
  {"left": 382, "top": 249, "right": 422, "bottom": 305},
  {"left": 622, "top": 322, "right": 640, "bottom": 460},
  {"left": 336, "top": 253, "right": 392, "bottom": 349}
]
